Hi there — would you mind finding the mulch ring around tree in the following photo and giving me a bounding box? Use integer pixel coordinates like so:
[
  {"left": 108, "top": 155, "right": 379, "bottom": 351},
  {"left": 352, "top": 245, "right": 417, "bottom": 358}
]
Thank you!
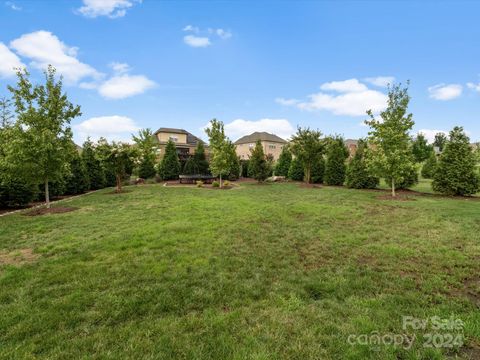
[{"left": 23, "top": 206, "right": 78, "bottom": 216}]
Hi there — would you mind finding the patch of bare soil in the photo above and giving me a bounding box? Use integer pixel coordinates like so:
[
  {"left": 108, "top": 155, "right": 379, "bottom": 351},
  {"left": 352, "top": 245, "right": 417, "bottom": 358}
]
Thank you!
[
  {"left": 458, "top": 344, "right": 480, "bottom": 360},
  {"left": 23, "top": 206, "right": 78, "bottom": 216},
  {"left": 299, "top": 183, "right": 322, "bottom": 189},
  {"left": 0, "top": 248, "right": 39, "bottom": 266},
  {"left": 376, "top": 194, "right": 416, "bottom": 201}
]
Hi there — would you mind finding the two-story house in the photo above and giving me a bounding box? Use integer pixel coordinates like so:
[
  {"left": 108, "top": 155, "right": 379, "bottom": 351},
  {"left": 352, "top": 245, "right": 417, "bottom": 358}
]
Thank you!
[
  {"left": 154, "top": 127, "right": 207, "bottom": 161},
  {"left": 234, "top": 132, "right": 287, "bottom": 161}
]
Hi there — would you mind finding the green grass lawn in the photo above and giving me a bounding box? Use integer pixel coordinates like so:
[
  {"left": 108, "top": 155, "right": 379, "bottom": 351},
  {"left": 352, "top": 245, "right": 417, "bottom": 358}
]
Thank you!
[{"left": 0, "top": 183, "right": 479, "bottom": 359}]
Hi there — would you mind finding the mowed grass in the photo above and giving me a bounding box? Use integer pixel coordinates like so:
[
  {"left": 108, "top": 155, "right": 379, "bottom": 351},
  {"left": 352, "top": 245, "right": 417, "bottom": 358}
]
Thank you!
[{"left": 0, "top": 183, "right": 479, "bottom": 359}]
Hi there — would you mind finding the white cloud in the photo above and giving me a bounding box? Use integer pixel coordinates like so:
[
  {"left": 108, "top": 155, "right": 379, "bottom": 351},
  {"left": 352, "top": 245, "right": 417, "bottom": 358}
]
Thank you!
[
  {"left": 183, "top": 35, "right": 211, "bottom": 48},
  {"left": 0, "top": 42, "right": 25, "bottom": 78},
  {"left": 417, "top": 129, "right": 448, "bottom": 144},
  {"left": 320, "top": 78, "right": 368, "bottom": 93},
  {"left": 364, "top": 76, "right": 395, "bottom": 87},
  {"left": 77, "top": 0, "right": 140, "bottom": 18},
  {"left": 206, "top": 118, "right": 295, "bottom": 141},
  {"left": 428, "top": 83, "right": 462, "bottom": 100},
  {"left": 281, "top": 79, "right": 388, "bottom": 116},
  {"left": 109, "top": 61, "right": 130, "bottom": 74},
  {"left": 5, "top": 1, "right": 21, "bottom": 10},
  {"left": 216, "top": 29, "right": 232, "bottom": 39},
  {"left": 467, "top": 82, "right": 480, "bottom": 92},
  {"left": 183, "top": 25, "right": 199, "bottom": 33},
  {"left": 74, "top": 115, "right": 139, "bottom": 143},
  {"left": 275, "top": 97, "right": 300, "bottom": 106},
  {"left": 98, "top": 74, "right": 155, "bottom": 99},
  {"left": 9, "top": 30, "right": 101, "bottom": 84}
]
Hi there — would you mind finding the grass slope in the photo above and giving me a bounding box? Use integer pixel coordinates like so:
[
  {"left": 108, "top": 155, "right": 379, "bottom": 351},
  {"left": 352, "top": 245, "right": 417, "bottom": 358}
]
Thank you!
[{"left": 0, "top": 183, "right": 479, "bottom": 359}]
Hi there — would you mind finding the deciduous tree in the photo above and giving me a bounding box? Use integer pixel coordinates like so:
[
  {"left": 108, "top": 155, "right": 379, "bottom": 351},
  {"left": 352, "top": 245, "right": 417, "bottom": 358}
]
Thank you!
[
  {"left": 289, "top": 127, "right": 324, "bottom": 184},
  {"left": 365, "top": 83, "right": 417, "bottom": 197},
  {"left": 8, "top": 66, "right": 81, "bottom": 208},
  {"left": 205, "top": 119, "right": 233, "bottom": 187},
  {"left": 412, "top": 133, "right": 433, "bottom": 163},
  {"left": 133, "top": 128, "right": 157, "bottom": 179}
]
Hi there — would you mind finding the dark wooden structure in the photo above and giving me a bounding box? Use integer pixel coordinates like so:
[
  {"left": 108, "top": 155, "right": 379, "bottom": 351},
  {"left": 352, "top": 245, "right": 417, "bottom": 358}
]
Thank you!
[{"left": 179, "top": 175, "right": 217, "bottom": 184}]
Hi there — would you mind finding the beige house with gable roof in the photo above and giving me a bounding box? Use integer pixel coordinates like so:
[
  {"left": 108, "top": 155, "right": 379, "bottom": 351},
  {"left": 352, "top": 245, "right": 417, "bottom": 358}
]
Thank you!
[{"left": 234, "top": 132, "right": 287, "bottom": 161}]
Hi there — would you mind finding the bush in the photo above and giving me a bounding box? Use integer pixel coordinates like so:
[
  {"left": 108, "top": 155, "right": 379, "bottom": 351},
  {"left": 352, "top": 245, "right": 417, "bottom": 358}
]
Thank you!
[
  {"left": 324, "top": 137, "right": 348, "bottom": 186},
  {"left": 421, "top": 152, "right": 437, "bottom": 179},
  {"left": 0, "top": 177, "right": 37, "bottom": 208},
  {"left": 345, "top": 140, "right": 379, "bottom": 189},
  {"left": 288, "top": 158, "right": 304, "bottom": 181},
  {"left": 275, "top": 147, "right": 292, "bottom": 177},
  {"left": 212, "top": 181, "right": 220, "bottom": 187},
  {"left": 433, "top": 126, "right": 480, "bottom": 196},
  {"left": 196, "top": 180, "right": 204, "bottom": 188},
  {"left": 224, "top": 180, "right": 230, "bottom": 187},
  {"left": 311, "top": 156, "right": 325, "bottom": 184},
  {"left": 157, "top": 139, "right": 181, "bottom": 180}
]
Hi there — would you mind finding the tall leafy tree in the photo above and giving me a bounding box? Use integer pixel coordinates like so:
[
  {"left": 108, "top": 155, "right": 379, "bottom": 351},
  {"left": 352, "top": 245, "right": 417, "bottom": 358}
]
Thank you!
[
  {"left": 412, "top": 133, "right": 433, "bottom": 163},
  {"left": 433, "top": 132, "right": 447, "bottom": 153},
  {"left": 345, "top": 139, "right": 379, "bottom": 189},
  {"left": 275, "top": 146, "right": 292, "bottom": 176},
  {"left": 205, "top": 119, "right": 233, "bottom": 187},
  {"left": 157, "top": 139, "right": 181, "bottom": 180},
  {"left": 0, "top": 96, "right": 14, "bottom": 128},
  {"left": 289, "top": 127, "right": 324, "bottom": 184},
  {"left": 248, "top": 140, "right": 270, "bottom": 182},
  {"left": 8, "top": 66, "right": 81, "bottom": 208},
  {"left": 365, "top": 83, "right": 417, "bottom": 197},
  {"left": 324, "top": 136, "right": 348, "bottom": 186},
  {"left": 82, "top": 138, "right": 106, "bottom": 190},
  {"left": 95, "top": 138, "right": 117, "bottom": 186},
  {"left": 132, "top": 128, "right": 157, "bottom": 179},
  {"left": 432, "top": 127, "right": 480, "bottom": 196}
]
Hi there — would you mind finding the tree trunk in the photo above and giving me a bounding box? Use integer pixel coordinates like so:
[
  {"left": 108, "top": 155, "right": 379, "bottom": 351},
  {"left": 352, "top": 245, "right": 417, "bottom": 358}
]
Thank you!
[
  {"left": 116, "top": 174, "right": 122, "bottom": 193},
  {"left": 306, "top": 167, "right": 311, "bottom": 184},
  {"left": 219, "top": 173, "right": 223, "bottom": 188},
  {"left": 45, "top": 178, "right": 50, "bottom": 209},
  {"left": 391, "top": 178, "right": 396, "bottom": 197}
]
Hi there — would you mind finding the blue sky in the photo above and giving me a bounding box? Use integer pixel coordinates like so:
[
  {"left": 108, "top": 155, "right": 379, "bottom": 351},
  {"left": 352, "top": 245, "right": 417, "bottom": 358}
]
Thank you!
[{"left": 1, "top": 0, "right": 480, "bottom": 144}]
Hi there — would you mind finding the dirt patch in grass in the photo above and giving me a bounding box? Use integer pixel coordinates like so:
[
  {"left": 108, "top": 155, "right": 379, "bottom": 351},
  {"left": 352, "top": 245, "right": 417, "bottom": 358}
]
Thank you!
[
  {"left": 459, "top": 344, "right": 480, "bottom": 360},
  {"left": 23, "top": 206, "right": 78, "bottom": 216},
  {"left": 376, "top": 194, "right": 416, "bottom": 201},
  {"left": 0, "top": 248, "right": 39, "bottom": 266}
]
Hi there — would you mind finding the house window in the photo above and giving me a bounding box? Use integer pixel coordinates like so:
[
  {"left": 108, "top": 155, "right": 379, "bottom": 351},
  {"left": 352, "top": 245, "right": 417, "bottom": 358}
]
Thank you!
[
  {"left": 268, "top": 144, "right": 276, "bottom": 149},
  {"left": 169, "top": 136, "right": 178, "bottom": 142},
  {"left": 248, "top": 143, "right": 254, "bottom": 148}
]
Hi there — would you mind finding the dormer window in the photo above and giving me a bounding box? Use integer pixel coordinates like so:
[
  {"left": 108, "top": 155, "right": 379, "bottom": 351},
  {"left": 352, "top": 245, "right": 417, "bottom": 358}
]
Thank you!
[{"left": 169, "top": 136, "right": 178, "bottom": 142}]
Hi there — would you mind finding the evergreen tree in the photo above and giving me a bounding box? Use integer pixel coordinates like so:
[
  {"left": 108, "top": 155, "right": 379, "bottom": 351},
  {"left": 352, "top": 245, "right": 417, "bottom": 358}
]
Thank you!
[
  {"left": 65, "top": 150, "right": 90, "bottom": 195},
  {"left": 421, "top": 152, "right": 437, "bottom": 179},
  {"left": 95, "top": 138, "right": 116, "bottom": 186},
  {"left": 275, "top": 146, "right": 292, "bottom": 176},
  {"left": 138, "top": 156, "right": 156, "bottom": 179},
  {"left": 365, "top": 83, "right": 417, "bottom": 197},
  {"left": 287, "top": 158, "right": 304, "bottom": 181},
  {"left": 345, "top": 140, "right": 379, "bottom": 189},
  {"left": 324, "top": 137, "right": 348, "bottom": 186},
  {"left": 412, "top": 133, "right": 433, "bottom": 163},
  {"left": 311, "top": 156, "right": 325, "bottom": 184},
  {"left": 248, "top": 140, "right": 270, "bottom": 182},
  {"left": 193, "top": 141, "right": 210, "bottom": 175},
  {"left": 82, "top": 139, "right": 106, "bottom": 190},
  {"left": 432, "top": 126, "right": 480, "bottom": 196},
  {"left": 226, "top": 141, "right": 240, "bottom": 180},
  {"left": 157, "top": 139, "right": 180, "bottom": 180}
]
